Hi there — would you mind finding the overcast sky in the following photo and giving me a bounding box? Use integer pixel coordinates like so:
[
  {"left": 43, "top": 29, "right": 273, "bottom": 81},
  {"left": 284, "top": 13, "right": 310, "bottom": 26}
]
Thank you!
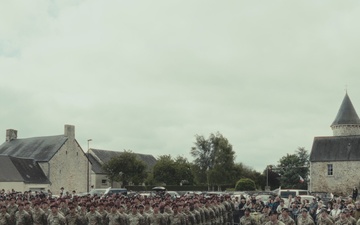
[{"left": 1, "top": 1, "right": 360, "bottom": 172}]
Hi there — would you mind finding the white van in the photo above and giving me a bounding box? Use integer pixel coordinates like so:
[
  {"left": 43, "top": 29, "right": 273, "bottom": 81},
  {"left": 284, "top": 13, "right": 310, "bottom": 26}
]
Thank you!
[
  {"left": 278, "top": 189, "right": 310, "bottom": 206},
  {"left": 278, "top": 189, "right": 309, "bottom": 199}
]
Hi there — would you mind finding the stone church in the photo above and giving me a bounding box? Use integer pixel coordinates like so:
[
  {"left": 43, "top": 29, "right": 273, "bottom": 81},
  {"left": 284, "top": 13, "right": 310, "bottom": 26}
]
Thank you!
[{"left": 310, "top": 93, "right": 360, "bottom": 195}]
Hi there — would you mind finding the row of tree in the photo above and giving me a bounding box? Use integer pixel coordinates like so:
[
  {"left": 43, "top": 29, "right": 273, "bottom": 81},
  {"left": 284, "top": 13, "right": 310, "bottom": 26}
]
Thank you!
[{"left": 102, "top": 132, "right": 310, "bottom": 190}]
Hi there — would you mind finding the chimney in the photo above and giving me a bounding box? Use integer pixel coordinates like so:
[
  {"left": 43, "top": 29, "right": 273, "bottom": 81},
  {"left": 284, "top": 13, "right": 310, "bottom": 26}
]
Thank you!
[
  {"left": 6, "top": 129, "right": 18, "bottom": 142},
  {"left": 64, "top": 124, "right": 75, "bottom": 139}
]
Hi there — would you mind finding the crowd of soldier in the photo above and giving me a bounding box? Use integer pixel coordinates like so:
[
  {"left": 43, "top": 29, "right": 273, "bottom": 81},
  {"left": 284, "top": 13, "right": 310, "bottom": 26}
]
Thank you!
[
  {"left": 1, "top": 189, "right": 360, "bottom": 225},
  {"left": 235, "top": 194, "right": 360, "bottom": 225},
  {"left": 0, "top": 190, "right": 237, "bottom": 225}
]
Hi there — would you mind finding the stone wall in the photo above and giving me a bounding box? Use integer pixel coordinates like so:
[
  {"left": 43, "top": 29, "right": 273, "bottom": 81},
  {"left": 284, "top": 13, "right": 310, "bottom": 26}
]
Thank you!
[
  {"left": 310, "top": 161, "right": 360, "bottom": 195},
  {"left": 48, "top": 138, "right": 88, "bottom": 194},
  {"left": 332, "top": 125, "right": 360, "bottom": 136},
  {"left": 0, "top": 181, "right": 24, "bottom": 192},
  {"left": 92, "top": 173, "right": 124, "bottom": 189}
]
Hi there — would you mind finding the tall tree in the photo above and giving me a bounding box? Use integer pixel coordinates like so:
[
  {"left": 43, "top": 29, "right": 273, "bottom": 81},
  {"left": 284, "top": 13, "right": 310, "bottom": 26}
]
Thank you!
[
  {"left": 233, "top": 163, "right": 265, "bottom": 190},
  {"left": 262, "top": 165, "right": 281, "bottom": 190},
  {"left": 277, "top": 147, "right": 309, "bottom": 189},
  {"left": 174, "top": 156, "right": 194, "bottom": 185},
  {"left": 153, "top": 155, "right": 177, "bottom": 185},
  {"left": 153, "top": 155, "right": 194, "bottom": 185},
  {"left": 191, "top": 132, "right": 236, "bottom": 189},
  {"left": 102, "top": 150, "right": 147, "bottom": 186}
]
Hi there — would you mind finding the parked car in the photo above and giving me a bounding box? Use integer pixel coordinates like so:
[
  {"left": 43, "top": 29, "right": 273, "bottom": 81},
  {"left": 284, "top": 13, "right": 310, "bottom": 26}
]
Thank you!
[
  {"left": 88, "top": 188, "right": 107, "bottom": 197},
  {"left": 277, "top": 189, "right": 310, "bottom": 206},
  {"left": 231, "top": 191, "right": 250, "bottom": 201},
  {"left": 166, "top": 191, "right": 181, "bottom": 199},
  {"left": 103, "top": 188, "right": 128, "bottom": 196},
  {"left": 297, "top": 195, "right": 316, "bottom": 204}
]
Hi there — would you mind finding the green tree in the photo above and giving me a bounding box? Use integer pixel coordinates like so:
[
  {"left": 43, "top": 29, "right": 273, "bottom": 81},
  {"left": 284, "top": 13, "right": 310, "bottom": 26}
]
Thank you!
[
  {"left": 233, "top": 163, "right": 265, "bottom": 190},
  {"left": 277, "top": 147, "right": 309, "bottom": 189},
  {"left": 153, "top": 155, "right": 194, "bottom": 185},
  {"left": 153, "top": 155, "right": 177, "bottom": 185},
  {"left": 174, "top": 156, "right": 194, "bottom": 185},
  {"left": 102, "top": 150, "right": 147, "bottom": 187},
  {"left": 235, "top": 178, "right": 256, "bottom": 191},
  {"left": 191, "top": 132, "right": 236, "bottom": 190},
  {"left": 263, "top": 165, "right": 281, "bottom": 190}
]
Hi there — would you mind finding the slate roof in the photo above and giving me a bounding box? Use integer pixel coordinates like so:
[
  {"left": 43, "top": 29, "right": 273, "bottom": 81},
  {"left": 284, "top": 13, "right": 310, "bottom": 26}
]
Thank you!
[
  {"left": 88, "top": 153, "right": 105, "bottom": 174},
  {"left": 0, "top": 135, "right": 68, "bottom": 162},
  {"left": 90, "top": 148, "right": 157, "bottom": 173},
  {"left": 331, "top": 93, "right": 360, "bottom": 126},
  {"left": 310, "top": 135, "right": 360, "bottom": 162},
  {"left": 0, "top": 155, "right": 49, "bottom": 183}
]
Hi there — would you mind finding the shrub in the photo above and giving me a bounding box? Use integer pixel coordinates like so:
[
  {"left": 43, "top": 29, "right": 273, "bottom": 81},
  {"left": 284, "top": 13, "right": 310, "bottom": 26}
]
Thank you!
[{"left": 235, "top": 178, "right": 256, "bottom": 191}]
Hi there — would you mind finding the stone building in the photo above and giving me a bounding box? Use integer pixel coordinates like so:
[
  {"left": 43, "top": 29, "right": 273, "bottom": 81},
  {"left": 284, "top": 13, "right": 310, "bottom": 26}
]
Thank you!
[
  {"left": 310, "top": 93, "right": 360, "bottom": 195},
  {"left": 0, "top": 125, "right": 89, "bottom": 193},
  {"left": 88, "top": 148, "right": 157, "bottom": 188},
  {"left": 0, "top": 155, "right": 49, "bottom": 191}
]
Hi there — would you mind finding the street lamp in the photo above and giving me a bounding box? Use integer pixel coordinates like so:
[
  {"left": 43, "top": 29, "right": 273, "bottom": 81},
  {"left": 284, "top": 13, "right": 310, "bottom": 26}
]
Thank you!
[
  {"left": 87, "top": 139, "right": 92, "bottom": 192},
  {"left": 266, "top": 166, "right": 269, "bottom": 187},
  {"left": 119, "top": 171, "right": 124, "bottom": 188},
  {"left": 266, "top": 165, "right": 272, "bottom": 191}
]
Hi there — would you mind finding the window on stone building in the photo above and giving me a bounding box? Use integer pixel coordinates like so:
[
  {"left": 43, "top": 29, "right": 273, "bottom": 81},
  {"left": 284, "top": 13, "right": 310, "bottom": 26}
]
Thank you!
[
  {"left": 327, "top": 164, "right": 333, "bottom": 176},
  {"left": 101, "top": 179, "right": 107, "bottom": 186}
]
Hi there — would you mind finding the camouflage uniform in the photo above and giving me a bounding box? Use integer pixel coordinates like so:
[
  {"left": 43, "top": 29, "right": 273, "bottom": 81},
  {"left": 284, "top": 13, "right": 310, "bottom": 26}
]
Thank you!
[
  {"left": 264, "top": 220, "right": 285, "bottom": 225},
  {"left": 259, "top": 213, "right": 270, "bottom": 225},
  {"left": 192, "top": 208, "right": 202, "bottom": 225},
  {"left": 224, "top": 199, "right": 235, "bottom": 225},
  {"left": 86, "top": 211, "right": 102, "bottom": 225},
  {"left": 346, "top": 216, "right": 356, "bottom": 225},
  {"left": 335, "top": 217, "right": 351, "bottom": 225},
  {"left": 77, "top": 209, "right": 88, "bottom": 225},
  {"left": 15, "top": 209, "right": 31, "bottom": 225},
  {"left": 98, "top": 209, "right": 108, "bottom": 225},
  {"left": 317, "top": 215, "right": 334, "bottom": 225},
  {"left": 128, "top": 212, "right": 144, "bottom": 225},
  {"left": 207, "top": 204, "right": 217, "bottom": 225},
  {"left": 279, "top": 216, "right": 295, "bottom": 225},
  {"left": 119, "top": 209, "right": 130, "bottom": 225},
  {"left": 66, "top": 212, "right": 81, "bottom": 225},
  {"left": 0, "top": 210, "right": 11, "bottom": 225},
  {"left": 239, "top": 214, "right": 257, "bottom": 225},
  {"left": 170, "top": 213, "right": 184, "bottom": 225},
  {"left": 59, "top": 206, "right": 69, "bottom": 217},
  {"left": 161, "top": 211, "right": 171, "bottom": 225},
  {"left": 7, "top": 203, "right": 18, "bottom": 225},
  {"left": 32, "top": 207, "right": 47, "bottom": 225},
  {"left": 148, "top": 212, "right": 166, "bottom": 225},
  {"left": 42, "top": 207, "right": 51, "bottom": 221},
  {"left": 48, "top": 212, "right": 66, "bottom": 225},
  {"left": 106, "top": 211, "right": 122, "bottom": 225},
  {"left": 297, "top": 214, "right": 315, "bottom": 225}
]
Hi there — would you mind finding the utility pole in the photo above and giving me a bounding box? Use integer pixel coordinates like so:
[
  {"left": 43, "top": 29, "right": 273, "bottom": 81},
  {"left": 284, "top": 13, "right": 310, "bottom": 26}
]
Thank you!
[{"left": 87, "top": 139, "right": 92, "bottom": 192}]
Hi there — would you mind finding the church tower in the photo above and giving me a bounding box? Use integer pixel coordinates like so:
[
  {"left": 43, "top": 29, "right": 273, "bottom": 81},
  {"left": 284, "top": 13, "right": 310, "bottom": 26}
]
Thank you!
[{"left": 331, "top": 92, "right": 360, "bottom": 136}]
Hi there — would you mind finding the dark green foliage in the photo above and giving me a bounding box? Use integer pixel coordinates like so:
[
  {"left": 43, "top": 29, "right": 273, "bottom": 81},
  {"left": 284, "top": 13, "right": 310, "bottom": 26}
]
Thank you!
[
  {"left": 277, "top": 147, "right": 309, "bottom": 189},
  {"left": 235, "top": 178, "right": 256, "bottom": 191},
  {"left": 102, "top": 150, "right": 147, "bottom": 186},
  {"left": 153, "top": 155, "right": 194, "bottom": 185},
  {"left": 190, "top": 132, "right": 236, "bottom": 188}
]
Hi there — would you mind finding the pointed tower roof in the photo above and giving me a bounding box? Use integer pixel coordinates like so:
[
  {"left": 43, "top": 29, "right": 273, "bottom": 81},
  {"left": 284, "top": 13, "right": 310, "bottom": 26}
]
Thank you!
[{"left": 331, "top": 93, "right": 360, "bottom": 126}]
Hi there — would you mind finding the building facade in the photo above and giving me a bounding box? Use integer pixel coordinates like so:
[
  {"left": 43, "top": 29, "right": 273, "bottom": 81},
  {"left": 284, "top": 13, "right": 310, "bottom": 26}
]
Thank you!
[
  {"left": 0, "top": 125, "right": 89, "bottom": 193},
  {"left": 310, "top": 93, "right": 360, "bottom": 195},
  {"left": 88, "top": 148, "right": 157, "bottom": 189}
]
